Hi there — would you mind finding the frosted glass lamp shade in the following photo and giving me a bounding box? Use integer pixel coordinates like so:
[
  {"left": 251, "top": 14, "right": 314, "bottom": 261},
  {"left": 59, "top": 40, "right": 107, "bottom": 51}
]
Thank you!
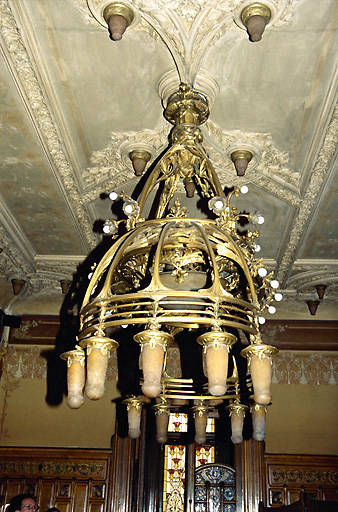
[
  {"left": 250, "top": 355, "right": 273, "bottom": 405},
  {"left": 205, "top": 343, "right": 229, "bottom": 396},
  {"left": 85, "top": 346, "right": 110, "bottom": 400},
  {"left": 141, "top": 343, "right": 165, "bottom": 398},
  {"left": 128, "top": 405, "right": 142, "bottom": 439},
  {"left": 156, "top": 410, "right": 170, "bottom": 443},
  {"left": 230, "top": 408, "right": 246, "bottom": 444},
  {"left": 194, "top": 410, "right": 208, "bottom": 445},
  {"left": 198, "top": 331, "right": 236, "bottom": 397},
  {"left": 66, "top": 358, "right": 85, "bottom": 409},
  {"left": 246, "top": 15, "right": 267, "bottom": 42},
  {"left": 60, "top": 349, "right": 85, "bottom": 409},
  {"left": 252, "top": 404, "right": 266, "bottom": 441}
]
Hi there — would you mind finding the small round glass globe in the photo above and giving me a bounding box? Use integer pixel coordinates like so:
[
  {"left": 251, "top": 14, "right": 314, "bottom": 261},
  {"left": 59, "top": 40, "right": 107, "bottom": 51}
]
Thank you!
[
  {"left": 257, "top": 215, "right": 265, "bottom": 225},
  {"left": 268, "top": 305, "right": 276, "bottom": 314},
  {"left": 270, "top": 280, "right": 279, "bottom": 289},
  {"left": 274, "top": 292, "right": 283, "bottom": 302},
  {"left": 109, "top": 191, "right": 118, "bottom": 201},
  {"left": 258, "top": 267, "right": 267, "bottom": 277},
  {"left": 254, "top": 244, "right": 261, "bottom": 252},
  {"left": 240, "top": 185, "right": 249, "bottom": 194},
  {"left": 214, "top": 199, "right": 224, "bottom": 210},
  {"left": 258, "top": 316, "right": 266, "bottom": 325},
  {"left": 103, "top": 224, "right": 110, "bottom": 234},
  {"left": 124, "top": 204, "right": 134, "bottom": 214}
]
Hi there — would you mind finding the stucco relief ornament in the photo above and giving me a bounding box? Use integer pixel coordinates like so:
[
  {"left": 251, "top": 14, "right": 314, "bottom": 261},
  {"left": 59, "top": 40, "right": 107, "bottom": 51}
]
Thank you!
[
  {"left": 0, "top": 0, "right": 97, "bottom": 251},
  {"left": 0, "top": 225, "right": 33, "bottom": 277},
  {"left": 277, "top": 103, "right": 338, "bottom": 282},
  {"left": 285, "top": 269, "right": 338, "bottom": 294},
  {"left": 202, "top": 122, "right": 301, "bottom": 199},
  {"left": 77, "top": 0, "right": 301, "bottom": 83},
  {"left": 83, "top": 126, "right": 169, "bottom": 188}
]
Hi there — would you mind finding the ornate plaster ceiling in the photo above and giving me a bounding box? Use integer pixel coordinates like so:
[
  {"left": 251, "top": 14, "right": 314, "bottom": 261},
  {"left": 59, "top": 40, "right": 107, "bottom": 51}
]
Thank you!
[{"left": 0, "top": 0, "right": 337, "bottom": 320}]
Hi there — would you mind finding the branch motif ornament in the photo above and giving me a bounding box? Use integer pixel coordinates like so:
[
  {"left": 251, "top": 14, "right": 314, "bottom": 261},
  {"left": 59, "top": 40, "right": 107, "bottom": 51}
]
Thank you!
[{"left": 85, "top": 122, "right": 300, "bottom": 202}]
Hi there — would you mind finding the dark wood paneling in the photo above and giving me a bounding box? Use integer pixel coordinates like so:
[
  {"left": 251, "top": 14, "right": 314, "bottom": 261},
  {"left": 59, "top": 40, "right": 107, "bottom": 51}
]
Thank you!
[
  {"left": 0, "top": 448, "right": 110, "bottom": 512},
  {"left": 9, "top": 316, "right": 60, "bottom": 345},
  {"left": 263, "top": 454, "right": 338, "bottom": 507},
  {"left": 9, "top": 316, "right": 338, "bottom": 351},
  {"left": 260, "top": 321, "right": 338, "bottom": 351}
]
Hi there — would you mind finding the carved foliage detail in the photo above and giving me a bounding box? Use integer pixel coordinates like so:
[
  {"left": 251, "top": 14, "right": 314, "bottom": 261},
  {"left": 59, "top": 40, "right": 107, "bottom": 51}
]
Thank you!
[
  {"left": 271, "top": 468, "right": 338, "bottom": 485},
  {"left": 0, "top": 460, "right": 106, "bottom": 478}
]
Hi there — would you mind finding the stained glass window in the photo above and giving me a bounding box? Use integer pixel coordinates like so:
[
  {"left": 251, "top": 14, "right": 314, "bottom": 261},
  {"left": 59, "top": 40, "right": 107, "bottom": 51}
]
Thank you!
[
  {"left": 163, "top": 444, "right": 186, "bottom": 512},
  {"left": 163, "top": 413, "right": 218, "bottom": 511},
  {"left": 195, "top": 464, "right": 236, "bottom": 512},
  {"left": 196, "top": 445, "right": 215, "bottom": 467},
  {"left": 168, "top": 412, "right": 188, "bottom": 433}
]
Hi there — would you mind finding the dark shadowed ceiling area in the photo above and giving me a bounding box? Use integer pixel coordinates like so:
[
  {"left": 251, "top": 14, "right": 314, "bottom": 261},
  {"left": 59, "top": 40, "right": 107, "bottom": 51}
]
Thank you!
[{"left": 0, "top": 0, "right": 337, "bottom": 320}]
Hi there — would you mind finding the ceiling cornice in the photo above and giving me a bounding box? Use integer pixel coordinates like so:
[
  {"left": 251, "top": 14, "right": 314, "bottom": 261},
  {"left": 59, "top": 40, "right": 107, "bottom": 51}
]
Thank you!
[{"left": 0, "top": 0, "right": 98, "bottom": 250}]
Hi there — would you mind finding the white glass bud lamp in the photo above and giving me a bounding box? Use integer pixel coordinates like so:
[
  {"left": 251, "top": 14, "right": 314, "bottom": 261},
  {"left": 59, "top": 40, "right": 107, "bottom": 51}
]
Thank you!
[
  {"left": 125, "top": 400, "right": 143, "bottom": 439},
  {"left": 134, "top": 330, "right": 173, "bottom": 398},
  {"left": 81, "top": 337, "right": 118, "bottom": 400},
  {"left": 197, "top": 331, "right": 237, "bottom": 396},
  {"left": 251, "top": 403, "right": 267, "bottom": 441},
  {"left": 192, "top": 406, "right": 209, "bottom": 445},
  {"left": 227, "top": 403, "right": 248, "bottom": 444},
  {"left": 61, "top": 347, "right": 85, "bottom": 409},
  {"left": 153, "top": 404, "right": 171, "bottom": 444},
  {"left": 241, "top": 344, "right": 278, "bottom": 405}
]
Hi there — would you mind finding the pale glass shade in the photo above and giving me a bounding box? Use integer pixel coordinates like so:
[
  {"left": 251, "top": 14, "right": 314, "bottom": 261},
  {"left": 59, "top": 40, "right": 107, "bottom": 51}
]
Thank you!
[
  {"left": 86, "top": 346, "right": 109, "bottom": 400},
  {"left": 156, "top": 410, "right": 170, "bottom": 443},
  {"left": 230, "top": 408, "right": 246, "bottom": 444},
  {"left": 205, "top": 343, "right": 229, "bottom": 396},
  {"left": 128, "top": 405, "right": 142, "bottom": 439},
  {"left": 66, "top": 358, "right": 85, "bottom": 409},
  {"left": 194, "top": 411, "right": 208, "bottom": 445},
  {"left": 252, "top": 405, "right": 266, "bottom": 441},
  {"left": 141, "top": 343, "right": 165, "bottom": 398},
  {"left": 250, "top": 355, "right": 272, "bottom": 405}
]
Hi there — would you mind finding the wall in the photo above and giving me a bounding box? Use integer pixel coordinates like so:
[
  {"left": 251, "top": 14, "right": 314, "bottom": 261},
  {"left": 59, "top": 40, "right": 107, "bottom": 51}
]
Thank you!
[
  {"left": 265, "top": 350, "right": 338, "bottom": 455},
  {"left": 0, "top": 343, "right": 120, "bottom": 448}
]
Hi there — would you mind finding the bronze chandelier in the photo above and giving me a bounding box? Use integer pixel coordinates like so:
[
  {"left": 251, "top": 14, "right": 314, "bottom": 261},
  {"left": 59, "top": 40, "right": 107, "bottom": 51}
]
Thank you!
[{"left": 61, "top": 83, "right": 280, "bottom": 445}]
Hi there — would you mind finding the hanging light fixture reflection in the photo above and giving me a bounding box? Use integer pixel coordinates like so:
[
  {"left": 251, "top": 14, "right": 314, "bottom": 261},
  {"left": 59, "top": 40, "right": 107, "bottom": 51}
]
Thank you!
[{"left": 62, "top": 83, "right": 280, "bottom": 445}]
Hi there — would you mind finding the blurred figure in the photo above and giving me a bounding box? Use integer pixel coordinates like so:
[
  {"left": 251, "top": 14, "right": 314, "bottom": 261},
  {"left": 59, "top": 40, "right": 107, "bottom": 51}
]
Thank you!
[{"left": 7, "top": 495, "right": 38, "bottom": 512}]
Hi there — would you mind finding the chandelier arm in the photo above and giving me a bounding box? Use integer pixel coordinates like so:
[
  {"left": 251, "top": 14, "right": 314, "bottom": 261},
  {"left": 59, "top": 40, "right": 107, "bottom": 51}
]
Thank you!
[
  {"left": 155, "top": 171, "right": 180, "bottom": 219},
  {"left": 143, "top": 220, "right": 176, "bottom": 292},
  {"left": 136, "top": 141, "right": 193, "bottom": 216},
  {"left": 80, "top": 230, "right": 132, "bottom": 309},
  {"left": 81, "top": 223, "right": 158, "bottom": 308},
  {"left": 136, "top": 163, "right": 163, "bottom": 216},
  {"left": 138, "top": 138, "right": 225, "bottom": 219},
  {"left": 212, "top": 224, "right": 259, "bottom": 307},
  {"left": 191, "top": 143, "right": 225, "bottom": 198},
  {"left": 189, "top": 221, "right": 225, "bottom": 296}
]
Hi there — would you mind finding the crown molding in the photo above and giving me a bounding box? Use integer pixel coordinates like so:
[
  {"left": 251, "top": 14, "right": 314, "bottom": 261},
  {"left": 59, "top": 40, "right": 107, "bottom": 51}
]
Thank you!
[{"left": 0, "top": 0, "right": 97, "bottom": 251}]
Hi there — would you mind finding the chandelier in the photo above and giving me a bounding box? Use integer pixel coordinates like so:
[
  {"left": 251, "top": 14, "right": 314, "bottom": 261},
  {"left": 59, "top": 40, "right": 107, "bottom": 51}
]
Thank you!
[{"left": 61, "top": 83, "right": 281, "bottom": 446}]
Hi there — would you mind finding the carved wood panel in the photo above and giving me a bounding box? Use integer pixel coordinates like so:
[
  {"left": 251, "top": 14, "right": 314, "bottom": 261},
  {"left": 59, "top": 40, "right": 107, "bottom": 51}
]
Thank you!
[
  {"left": 263, "top": 454, "right": 338, "bottom": 507},
  {"left": 0, "top": 448, "right": 110, "bottom": 512}
]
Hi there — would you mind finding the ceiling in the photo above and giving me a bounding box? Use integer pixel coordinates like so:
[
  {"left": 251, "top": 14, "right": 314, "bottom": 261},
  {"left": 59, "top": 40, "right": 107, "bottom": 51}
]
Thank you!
[{"left": 0, "top": 0, "right": 337, "bottom": 321}]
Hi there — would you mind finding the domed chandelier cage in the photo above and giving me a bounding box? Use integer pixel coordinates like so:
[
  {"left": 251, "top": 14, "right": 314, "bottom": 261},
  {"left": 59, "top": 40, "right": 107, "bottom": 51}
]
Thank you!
[{"left": 61, "top": 83, "right": 281, "bottom": 445}]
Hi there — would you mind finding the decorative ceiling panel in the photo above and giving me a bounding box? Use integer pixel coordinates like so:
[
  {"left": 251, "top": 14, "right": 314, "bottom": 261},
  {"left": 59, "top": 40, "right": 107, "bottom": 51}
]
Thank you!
[{"left": 0, "top": 0, "right": 337, "bottom": 317}]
